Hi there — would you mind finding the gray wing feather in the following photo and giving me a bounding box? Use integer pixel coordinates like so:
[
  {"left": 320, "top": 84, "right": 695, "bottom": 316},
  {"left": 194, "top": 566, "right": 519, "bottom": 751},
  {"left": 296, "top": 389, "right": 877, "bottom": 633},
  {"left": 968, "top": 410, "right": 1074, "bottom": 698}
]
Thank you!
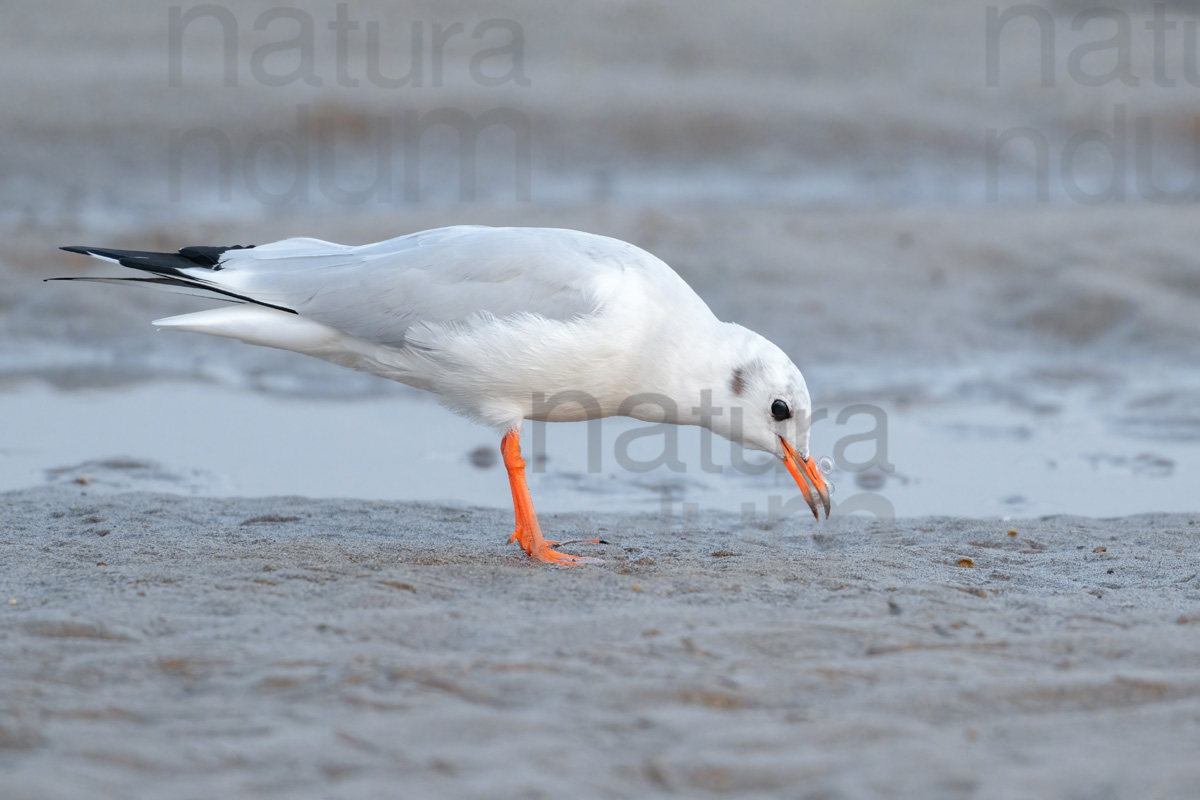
[{"left": 192, "top": 227, "right": 625, "bottom": 347}]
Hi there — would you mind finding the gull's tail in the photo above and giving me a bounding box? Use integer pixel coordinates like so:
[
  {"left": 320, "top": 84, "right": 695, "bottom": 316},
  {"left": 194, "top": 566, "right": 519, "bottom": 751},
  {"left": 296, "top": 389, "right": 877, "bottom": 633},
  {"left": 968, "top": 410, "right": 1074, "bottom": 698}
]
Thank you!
[{"left": 50, "top": 245, "right": 298, "bottom": 314}]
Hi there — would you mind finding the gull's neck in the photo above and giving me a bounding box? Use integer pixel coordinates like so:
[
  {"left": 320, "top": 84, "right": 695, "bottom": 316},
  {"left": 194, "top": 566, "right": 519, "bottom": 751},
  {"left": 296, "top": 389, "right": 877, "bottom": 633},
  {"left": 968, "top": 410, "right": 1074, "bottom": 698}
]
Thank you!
[{"left": 628, "top": 318, "right": 760, "bottom": 426}]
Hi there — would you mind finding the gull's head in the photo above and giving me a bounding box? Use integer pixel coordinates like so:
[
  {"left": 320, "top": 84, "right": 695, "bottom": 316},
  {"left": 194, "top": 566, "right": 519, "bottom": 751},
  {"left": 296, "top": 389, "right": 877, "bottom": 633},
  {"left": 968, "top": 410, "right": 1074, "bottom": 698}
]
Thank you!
[{"left": 708, "top": 327, "right": 830, "bottom": 520}]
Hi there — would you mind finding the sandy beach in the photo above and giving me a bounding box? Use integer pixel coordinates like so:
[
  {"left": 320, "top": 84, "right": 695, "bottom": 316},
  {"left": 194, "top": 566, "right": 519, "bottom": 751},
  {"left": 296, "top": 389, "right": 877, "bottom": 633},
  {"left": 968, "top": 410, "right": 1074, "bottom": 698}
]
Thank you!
[
  {"left": 4, "top": 1, "right": 1200, "bottom": 797},
  {"left": 2, "top": 485, "right": 1199, "bottom": 798}
]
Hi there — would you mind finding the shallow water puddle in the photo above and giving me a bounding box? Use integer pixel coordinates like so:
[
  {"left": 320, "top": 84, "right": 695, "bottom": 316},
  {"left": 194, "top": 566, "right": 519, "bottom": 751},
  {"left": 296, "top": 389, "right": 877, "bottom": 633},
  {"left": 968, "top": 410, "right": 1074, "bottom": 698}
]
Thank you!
[{"left": 0, "top": 381, "right": 1195, "bottom": 520}]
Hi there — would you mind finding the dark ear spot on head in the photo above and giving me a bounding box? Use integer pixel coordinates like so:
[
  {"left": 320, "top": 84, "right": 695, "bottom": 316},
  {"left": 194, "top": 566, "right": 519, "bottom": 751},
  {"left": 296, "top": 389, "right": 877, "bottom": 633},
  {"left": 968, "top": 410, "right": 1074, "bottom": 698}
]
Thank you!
[{"left": 730, "top": 367, "right": 746, "bottom": 397}]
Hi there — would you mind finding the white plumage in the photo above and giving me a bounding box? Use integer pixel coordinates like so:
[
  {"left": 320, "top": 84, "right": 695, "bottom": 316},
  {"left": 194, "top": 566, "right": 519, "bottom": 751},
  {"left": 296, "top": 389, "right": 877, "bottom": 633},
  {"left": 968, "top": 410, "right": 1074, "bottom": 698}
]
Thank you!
[{"left": 57, "top": 226, "right": 830, "bottom": 563}]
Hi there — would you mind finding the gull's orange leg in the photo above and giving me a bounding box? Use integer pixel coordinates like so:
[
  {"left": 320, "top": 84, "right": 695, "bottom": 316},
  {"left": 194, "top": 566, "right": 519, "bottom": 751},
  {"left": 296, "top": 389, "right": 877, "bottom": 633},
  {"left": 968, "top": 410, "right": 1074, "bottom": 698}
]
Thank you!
[{"left": 501, "top": 430, "right": 602, "bottom": 565}]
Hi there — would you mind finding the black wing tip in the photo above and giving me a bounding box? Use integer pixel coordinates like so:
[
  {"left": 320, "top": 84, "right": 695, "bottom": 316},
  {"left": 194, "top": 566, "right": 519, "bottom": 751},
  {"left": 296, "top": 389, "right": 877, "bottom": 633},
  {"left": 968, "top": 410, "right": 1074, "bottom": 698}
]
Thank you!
[
  {"left": 61, "top": 243, "right": 256, "bottom": 271},
  {"left": 60, "top": 245, "right": 142, "bottom": 262},
  {"left": 176, "top": 244, "right": 258, "bottom": 270},
  {"left": 52, "top": 243, "right": 294, "bottom": 314}
]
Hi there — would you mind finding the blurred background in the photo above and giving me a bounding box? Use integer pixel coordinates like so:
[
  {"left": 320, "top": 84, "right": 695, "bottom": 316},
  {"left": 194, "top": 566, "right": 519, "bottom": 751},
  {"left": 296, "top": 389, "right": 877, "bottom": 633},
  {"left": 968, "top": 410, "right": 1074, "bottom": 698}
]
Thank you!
[{"left": 1, "top": 0, "right": 1197, "bottom": 518}]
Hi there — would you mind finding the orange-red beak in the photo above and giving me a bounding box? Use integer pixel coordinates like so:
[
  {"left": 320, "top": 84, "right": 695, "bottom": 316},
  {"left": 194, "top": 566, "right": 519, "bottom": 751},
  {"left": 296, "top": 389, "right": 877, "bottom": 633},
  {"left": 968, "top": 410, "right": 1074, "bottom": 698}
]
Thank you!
[{"left": 780, "top": 437, "right": 831, "bottom": 520}]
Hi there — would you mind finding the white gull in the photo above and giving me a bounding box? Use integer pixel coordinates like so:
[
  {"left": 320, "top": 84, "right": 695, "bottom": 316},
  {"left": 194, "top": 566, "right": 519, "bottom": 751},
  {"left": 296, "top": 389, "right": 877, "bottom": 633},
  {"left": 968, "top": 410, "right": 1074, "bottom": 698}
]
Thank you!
[{"left": 56, "top": 226, "right": 829, "bottom": 564}]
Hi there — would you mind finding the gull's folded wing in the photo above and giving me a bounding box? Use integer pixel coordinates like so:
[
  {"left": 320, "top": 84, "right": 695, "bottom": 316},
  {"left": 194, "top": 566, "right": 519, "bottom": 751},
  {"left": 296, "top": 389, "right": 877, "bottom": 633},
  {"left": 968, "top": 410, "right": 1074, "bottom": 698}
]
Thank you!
[{"left": 60, "top": 227, "right": 629, "bottom": 349}]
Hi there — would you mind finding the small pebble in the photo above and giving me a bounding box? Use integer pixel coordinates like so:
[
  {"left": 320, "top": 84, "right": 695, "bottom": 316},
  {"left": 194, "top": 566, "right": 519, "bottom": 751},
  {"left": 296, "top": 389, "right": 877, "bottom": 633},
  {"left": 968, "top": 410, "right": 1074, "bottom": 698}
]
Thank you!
[
  {"left": 1093, "top": 546, "right": 1107, "bottom": 553},
  {"left": 8, "top": 598, "right": 16, "bottom": 606},
  {"left": 957, "top": 557, "right": 975, "bottom": 568},
  {"left": 1006, "top": 528, "right": 1018, "bottom": 537},
  {"left": 468, "top": 445, "right": 498, "bottom": 469}
]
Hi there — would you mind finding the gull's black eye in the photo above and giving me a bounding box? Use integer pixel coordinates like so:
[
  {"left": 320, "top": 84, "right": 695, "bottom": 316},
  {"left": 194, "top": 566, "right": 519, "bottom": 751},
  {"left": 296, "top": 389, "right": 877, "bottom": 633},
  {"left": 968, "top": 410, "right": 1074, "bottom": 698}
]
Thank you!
[{"left": 771, "top": 399, "right": 791, "bottom": 421}]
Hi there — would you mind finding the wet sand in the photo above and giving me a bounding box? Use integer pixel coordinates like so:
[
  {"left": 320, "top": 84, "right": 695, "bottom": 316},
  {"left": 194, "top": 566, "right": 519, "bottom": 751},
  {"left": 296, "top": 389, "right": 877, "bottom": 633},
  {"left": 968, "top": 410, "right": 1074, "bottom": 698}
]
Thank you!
[
  {"left": 3, "top": 485, "right": 1199, "bottom": 799},
  {"left": 5, "top": 2, "right": 1200, "bottom": 797}
]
